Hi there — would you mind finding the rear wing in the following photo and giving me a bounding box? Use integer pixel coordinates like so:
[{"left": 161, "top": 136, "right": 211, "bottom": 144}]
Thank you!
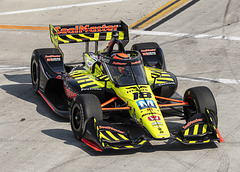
[{"left": 49, "top": 21, "right": 129, "bottom": 52}]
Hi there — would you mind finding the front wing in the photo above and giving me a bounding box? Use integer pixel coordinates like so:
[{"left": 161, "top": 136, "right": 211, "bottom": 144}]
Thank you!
[
  {"left": 81, "top": 110, "right": 223, "bottom": 152},
  {"left": 82, "top": 118, "right": 148, "bottom": 151}
]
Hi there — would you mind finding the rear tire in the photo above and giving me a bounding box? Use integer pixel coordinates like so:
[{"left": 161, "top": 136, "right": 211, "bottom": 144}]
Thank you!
[
  {"left": 183, "top": 86, "right": 218, "bottom": 127},
  {"left": 70, "top": 94, "right": 103, "bottom": 140},
  {"left": 31, "top": 50, "right": 40, "bottom": 93},
  {"left": 30, "top": 48, "right": 62, "bottom": 93}
]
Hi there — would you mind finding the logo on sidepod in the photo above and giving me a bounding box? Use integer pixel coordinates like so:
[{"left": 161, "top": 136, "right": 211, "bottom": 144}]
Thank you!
[{"left": 137, "top": 100, "right": 157, "bottom": 110}]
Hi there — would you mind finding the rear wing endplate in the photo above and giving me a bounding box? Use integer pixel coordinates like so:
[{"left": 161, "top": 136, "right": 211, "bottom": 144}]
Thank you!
[{"left": 49, "top": 20, "right": 129, "bottom": 49}]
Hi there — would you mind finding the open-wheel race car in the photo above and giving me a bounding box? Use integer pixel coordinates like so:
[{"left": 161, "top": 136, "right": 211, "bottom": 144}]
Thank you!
[{"left": 31, "top": 21, "right": 224, "bottom": 151}]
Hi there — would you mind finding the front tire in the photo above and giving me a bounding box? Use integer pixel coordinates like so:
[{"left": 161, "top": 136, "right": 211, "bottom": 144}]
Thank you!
[
  {"left": 70, "top": 94, "right": 103, "bottom": 140},
  {"left": 183, "top": 86, "right": 218, "bottom": 127}
]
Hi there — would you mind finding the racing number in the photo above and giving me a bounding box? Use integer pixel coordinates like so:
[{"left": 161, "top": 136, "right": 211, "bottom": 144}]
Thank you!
[{"left": 133, "top": 92, "right": 151, "bottom": 100}]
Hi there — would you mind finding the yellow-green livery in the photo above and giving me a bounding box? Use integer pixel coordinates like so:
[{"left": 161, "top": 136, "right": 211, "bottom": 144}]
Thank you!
[{"left": 31, "top": 21, "right": 223, "bottom": 152}]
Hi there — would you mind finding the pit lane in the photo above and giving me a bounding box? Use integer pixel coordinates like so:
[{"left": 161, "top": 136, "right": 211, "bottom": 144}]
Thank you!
[{"left": 1, "top": 0, "right": 240, "bottom": 171}]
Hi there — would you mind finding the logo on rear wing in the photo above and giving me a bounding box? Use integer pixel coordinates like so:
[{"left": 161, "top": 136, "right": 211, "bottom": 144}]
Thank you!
[
  {"left": 55, "top": 24, "right": 119, "bottom": 35},
  {"left": 49, "top": 21, "right": 129, "bottom": 46}
]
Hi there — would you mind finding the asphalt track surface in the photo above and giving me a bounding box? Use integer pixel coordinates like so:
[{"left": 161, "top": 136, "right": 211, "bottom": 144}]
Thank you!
[{"left": 1, "top": 0, "right": 240, "bottom": 171}]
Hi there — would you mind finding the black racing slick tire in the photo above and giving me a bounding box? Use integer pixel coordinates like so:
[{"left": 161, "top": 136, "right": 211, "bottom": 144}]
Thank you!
[
  {"left": 31, "top": 50, "right": 40, "bottom": 94},
  {"left": 183, "top": 86, "right": 218, "bottom": 127},
  {"left": 70, "top": 94, "right": 103, "bottom": 140},
  {"left": 31, "top": 48, "right": 62, "bottom": 93}
]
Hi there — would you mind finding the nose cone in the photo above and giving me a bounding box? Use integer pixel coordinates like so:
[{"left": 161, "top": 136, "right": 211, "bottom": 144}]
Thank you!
[
  {"left": 115, "top": 85, "right": 170, "bottom": 139},
  {"left": 142, "top": 114, "right": 170, "bottom": 139}
]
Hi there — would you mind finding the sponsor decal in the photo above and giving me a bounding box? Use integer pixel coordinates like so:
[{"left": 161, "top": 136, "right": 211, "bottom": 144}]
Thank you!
[
  {"left": 183, "top": 118, "right": 203, "bottom": 129},
  {"left": 45, "top": 55, "right": 61, "bottom": 62},
  {"left": 131, "top": 60, "right": 141, "bottom": 65},
  {"left": 142, "top": 52, "right": 156, "bottom": 56},
  {"left": 112, "top": 62, "right": 127, "bottom": 65},
  {"left": 46, "top": 58, "right": 61, "bottom": 62},
  {"left": 99, "top": 126, "right": 124, "bottom": 134},
  {"left": 64, "top": 86, "right": 77, "bottom": 99},
  {"left": 81, "top": 88, "right": 102, "bottom": 91},
  {"left": 137, "top": 100, "right": 157, "bottom": 110},
  {"left": 56, "top": 75, "right": 61, "bottom": 79},
  {"left": 126, "top": 86, "right": 148, "bottom": 93},
  {"left": 45, "top": 55, "right": 61, "bottom": 58},
  {"left": 55, "top": 24, "right": 119, "bottom": 34},
  {"left": 157, "top": 134, "right": 168, "bottom": 136},
  {"left": 141, "top": 49, "right": 156, "bottom": 52},
  {"left": 141, "top": 49, "right": 157, "bottom": 56},
  {"left": 142, "top": 113, "right": 154, "bottom": 117},
  {"left": 152, "top": 122, "right": 163, "bottom": 127},
  {"left": 156, "top": 82, "right": 175, "bottom": 86},
  {"left": 148, "top": 115, "right": 161, "bottom": 121},
  {"left": 87, "top": 61, "right": 93, "bottom": 68}
]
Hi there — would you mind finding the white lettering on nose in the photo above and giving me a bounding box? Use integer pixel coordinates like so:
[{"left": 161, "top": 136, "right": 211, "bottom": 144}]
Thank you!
[{"left": 137, "top": 100, "right": 156, "bottom": 109}]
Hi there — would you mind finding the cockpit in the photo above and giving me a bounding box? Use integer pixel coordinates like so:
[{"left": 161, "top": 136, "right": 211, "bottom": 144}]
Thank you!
[
  {"left": 106, "top": 60, "right": 148, "bottom": 86},
  {"left": 98, "top": 38, "right": 148, "bottom": 86}
]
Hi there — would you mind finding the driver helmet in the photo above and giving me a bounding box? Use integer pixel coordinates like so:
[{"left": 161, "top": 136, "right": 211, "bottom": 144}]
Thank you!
[{"left": 112, "top": 53, "right": 129, "bottom": 60}]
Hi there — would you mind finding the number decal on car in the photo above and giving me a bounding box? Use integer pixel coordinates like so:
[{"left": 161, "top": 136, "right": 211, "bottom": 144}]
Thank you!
[{"left": 133, "top": 92, "right": 151, "bottom": 100}]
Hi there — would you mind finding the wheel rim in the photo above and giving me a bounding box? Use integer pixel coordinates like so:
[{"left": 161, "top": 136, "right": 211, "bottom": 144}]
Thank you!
[{"left": 72, "top": 104, "right": 84, "bottom": 130}]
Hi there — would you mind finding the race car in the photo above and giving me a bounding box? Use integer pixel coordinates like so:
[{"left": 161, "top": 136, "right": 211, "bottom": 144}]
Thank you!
[{"left": 31, "top": 21, "right": 224, "bottom": 151}]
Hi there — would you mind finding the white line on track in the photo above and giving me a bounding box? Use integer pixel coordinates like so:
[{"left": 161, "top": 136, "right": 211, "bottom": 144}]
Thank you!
[
  {"left": 0, "top": 65, "right": 29, "bottom": 70},
  {"left": 129, "top": 29, "right": 240, "bottom": 41},
  {"left": 0, "top": 65, "right": 239, "bottom": 85},
  {"left": 0, "top": 0, "right": 124, "bottom": 16},
  {"left": 177, "top": 76, "right": 240, "bottom": 84}
]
